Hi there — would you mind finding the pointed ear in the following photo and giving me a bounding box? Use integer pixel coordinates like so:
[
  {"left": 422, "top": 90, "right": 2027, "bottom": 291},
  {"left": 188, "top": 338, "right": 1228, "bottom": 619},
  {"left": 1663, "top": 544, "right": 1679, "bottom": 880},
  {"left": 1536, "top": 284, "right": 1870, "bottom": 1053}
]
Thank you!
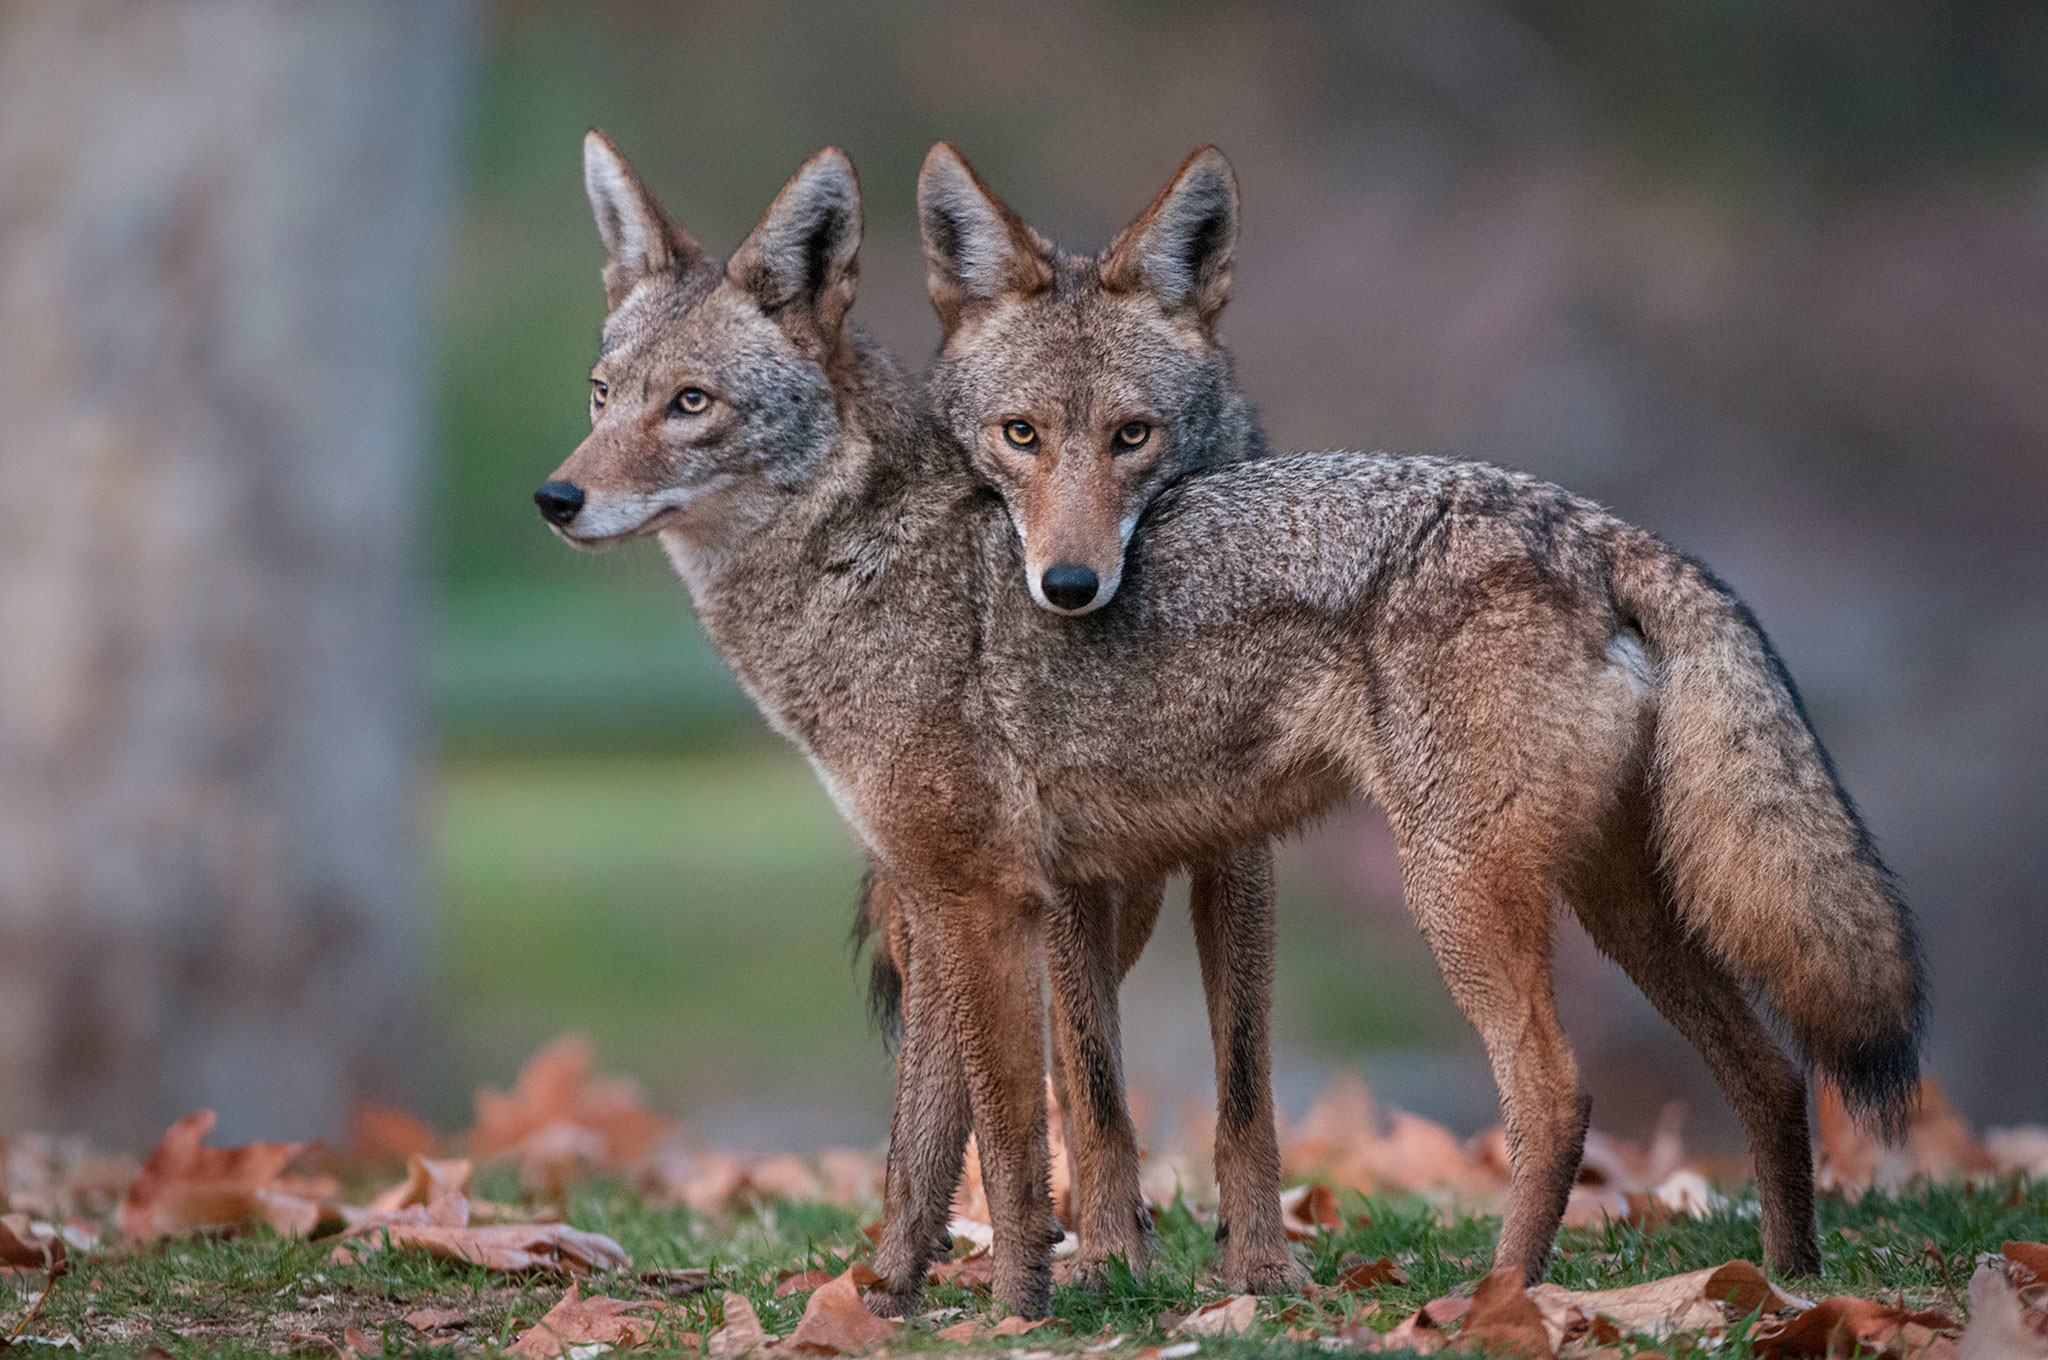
[
  {"left": 728, "top": 148, "right": 862, "bottom": 348},
  {"left": 1102, "top": 146, "right": 1239, "bottom": 330},
  {"left": 918, "top": 142, "right": 1053, "bottom": 333},
  {"left": 583, "top": 129, "right": 706, "bottom": 309}
]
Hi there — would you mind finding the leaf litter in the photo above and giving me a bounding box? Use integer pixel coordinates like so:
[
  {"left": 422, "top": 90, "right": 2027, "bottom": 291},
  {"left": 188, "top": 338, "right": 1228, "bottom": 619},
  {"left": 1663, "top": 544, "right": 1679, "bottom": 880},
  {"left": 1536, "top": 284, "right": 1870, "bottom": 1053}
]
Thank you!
[{"left": 2, "top": 1034, "right": 2045, "bottom": 1355}]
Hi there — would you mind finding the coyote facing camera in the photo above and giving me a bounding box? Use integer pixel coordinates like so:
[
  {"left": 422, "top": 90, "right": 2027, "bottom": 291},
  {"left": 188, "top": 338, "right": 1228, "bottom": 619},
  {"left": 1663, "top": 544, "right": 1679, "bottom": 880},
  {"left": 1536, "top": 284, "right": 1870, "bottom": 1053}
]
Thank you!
[{"left": 538, "top": 133, "right": 1926, "bottom": 1321}]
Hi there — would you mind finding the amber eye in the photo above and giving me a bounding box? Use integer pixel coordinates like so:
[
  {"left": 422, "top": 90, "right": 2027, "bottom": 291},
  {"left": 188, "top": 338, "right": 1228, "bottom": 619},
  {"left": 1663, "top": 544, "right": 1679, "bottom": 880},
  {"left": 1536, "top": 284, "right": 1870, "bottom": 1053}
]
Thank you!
[
  {"left": 1003, "top": 419, "right": 1039, "bottom": 450},
  {"left": 590, "top": 379, "right": 608, "bottom": 409},
  {"left": 670, "top": 387, "right": 711, "bottom": 417},
  {"left": 1114, "top": 421, "right": 1151, "bottom": 450}
]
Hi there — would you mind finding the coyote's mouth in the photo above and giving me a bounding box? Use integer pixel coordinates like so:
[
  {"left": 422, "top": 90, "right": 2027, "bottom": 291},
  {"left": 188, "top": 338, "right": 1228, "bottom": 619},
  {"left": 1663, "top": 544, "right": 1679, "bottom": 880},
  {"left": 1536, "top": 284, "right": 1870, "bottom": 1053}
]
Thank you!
[{"left": 551, "top": 503, "right": 686, "bottom": 550}]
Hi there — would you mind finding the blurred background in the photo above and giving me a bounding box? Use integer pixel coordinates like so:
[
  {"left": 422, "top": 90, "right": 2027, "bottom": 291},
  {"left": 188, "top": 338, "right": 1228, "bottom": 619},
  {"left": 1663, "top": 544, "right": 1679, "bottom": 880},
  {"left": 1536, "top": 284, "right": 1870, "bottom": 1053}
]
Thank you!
[{"left": 3, "top": 0, "right": 2045, "bottom": 1154}]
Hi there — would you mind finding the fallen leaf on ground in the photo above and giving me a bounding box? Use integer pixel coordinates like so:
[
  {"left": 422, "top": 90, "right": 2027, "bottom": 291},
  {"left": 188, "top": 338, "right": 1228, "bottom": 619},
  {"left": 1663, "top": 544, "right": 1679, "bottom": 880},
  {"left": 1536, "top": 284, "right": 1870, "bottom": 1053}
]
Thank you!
[
  {"left": 1281, "top": 1183, "right": 1342, "bottom": 1239},
  {"left": 929, "top": 1247, "right": 993, "bottom": 1289},
  {"left": 403, "top": 1307, "right": 468, "bottom": 1334},
  {"left": 709, "top": 1289, "right": 773, "bottom": 1358},
  {"left": 118, "top": 1111, "right": 317, "bottom": 1240},
  {"left": 348, "top": 1105, "right": 441, "bottom": 1165},
  {"left": 1176, "top": 1294, "right": 1258, "bottom": 1336},
  {"left": 506, "top": 1283, "right": 678, "bottom": 1358},
  {"left": 778, "top": 1269, "right": 835, "bottom": 1296},
  {"left": 0, "top": 1216, "right": 66, "bottom": 1274},
  {"left": 366, "top": 1155, "right": 473, "bottom": 1215},
  {"left": 2005, "top": 1243, "right": 2048, "bottom": 1284},
  {"left": 1755, "top": 1295, "right": 1958, "bottom": 1359},
  {"left": 1529, "top": 1260, "right": 1808, "bottom": 1344},
  {"left": 1463, "top": 1265, "right": 1553, "bottom": 1359},
  {"left": 1336, "top": 1255, "right": 1408, "bottom": 1291},
  {"left": 470, "top": 1036, "right": 671, "bottom": 1189},
  {"left": 1959, "top": 1262, "right": 2048, "bottom": 1360},
  {"left": 333, "top": 1207, "right": 630, "bottom": 1275},
  {"left": 783, "top": 1268, "right": 904, "bottom": 1354}
]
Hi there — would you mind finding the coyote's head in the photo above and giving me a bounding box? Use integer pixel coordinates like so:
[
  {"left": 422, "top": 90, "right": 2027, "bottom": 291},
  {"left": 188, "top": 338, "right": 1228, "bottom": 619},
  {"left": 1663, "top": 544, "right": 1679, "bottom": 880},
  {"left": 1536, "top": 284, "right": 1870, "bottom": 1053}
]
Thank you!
[
  {"left": 537, "top": 131, "right": 860, "bottom": 564},
  {"left": 920, "top": 143, "right": 1257, "bottom": 615}
]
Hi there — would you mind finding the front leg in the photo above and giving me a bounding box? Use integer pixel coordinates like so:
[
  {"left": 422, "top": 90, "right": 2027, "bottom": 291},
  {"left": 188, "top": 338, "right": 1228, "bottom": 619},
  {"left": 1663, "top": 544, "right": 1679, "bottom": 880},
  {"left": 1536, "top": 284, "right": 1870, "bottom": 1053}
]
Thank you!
[
  {"left": 927, "top": 882, "right": 1061, "bottom": 1319},
  {"left": 1190, "top": 846, "right": 1304, "bottom": 1293},
  {"left": 1045, "top": 879, "right": 1156, "bottom": 1288},
  {"left": 867, "top": 882, "right": 972, "bottom": 1318}
]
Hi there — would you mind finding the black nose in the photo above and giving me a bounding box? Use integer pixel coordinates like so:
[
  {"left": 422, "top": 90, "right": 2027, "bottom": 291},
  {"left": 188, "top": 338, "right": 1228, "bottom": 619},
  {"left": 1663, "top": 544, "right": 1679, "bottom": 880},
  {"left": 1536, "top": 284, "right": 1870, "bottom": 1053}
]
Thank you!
[
  {"left": 534, "top": 480, "right": 584, "bottom": 526},
  {"left": 1040, "top": 563, "right": 1100, "bottom": 611}
]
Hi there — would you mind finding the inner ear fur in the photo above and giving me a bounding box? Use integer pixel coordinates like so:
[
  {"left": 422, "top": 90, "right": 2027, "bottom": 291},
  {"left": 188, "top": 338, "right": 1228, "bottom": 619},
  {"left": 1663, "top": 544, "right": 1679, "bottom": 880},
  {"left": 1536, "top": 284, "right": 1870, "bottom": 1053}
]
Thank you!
[
  {"left": 1102, "top": 145, "right": 1239, "bottom": 330},
  {"left": 917, "top": 142, "right": 1053, "bottom": 333},
  {"left": 583, "top": 128, "right": 706, "bottom": 309},
  {"left": 728, "top": 147, "right": 863, "bottom": 350}
]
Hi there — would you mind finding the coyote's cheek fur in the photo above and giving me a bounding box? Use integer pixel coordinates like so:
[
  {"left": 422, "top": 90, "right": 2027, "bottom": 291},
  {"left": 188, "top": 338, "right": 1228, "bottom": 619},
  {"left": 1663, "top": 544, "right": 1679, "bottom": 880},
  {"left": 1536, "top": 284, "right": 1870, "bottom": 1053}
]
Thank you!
[
  {"left": 542, "top": 131, "right": 859, "bottom": 583},
  {"left": 918, "top": 143, "right": 1263, "bottom": 614}
]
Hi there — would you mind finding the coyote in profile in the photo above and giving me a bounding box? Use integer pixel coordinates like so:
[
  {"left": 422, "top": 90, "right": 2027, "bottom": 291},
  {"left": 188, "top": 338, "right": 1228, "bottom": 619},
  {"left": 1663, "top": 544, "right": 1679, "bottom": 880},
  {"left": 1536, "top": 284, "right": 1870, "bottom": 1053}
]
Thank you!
[{"left": 538, "top": 132, "right": 1925, "bottom": 1320}]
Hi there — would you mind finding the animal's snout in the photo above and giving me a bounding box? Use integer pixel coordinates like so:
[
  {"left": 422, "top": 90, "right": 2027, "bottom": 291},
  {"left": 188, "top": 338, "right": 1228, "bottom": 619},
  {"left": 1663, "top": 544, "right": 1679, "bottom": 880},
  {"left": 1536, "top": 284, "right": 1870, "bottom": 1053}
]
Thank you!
[
  {"left": 1040, "top": 563, "right": 1100, "bottom": 612},
  {"left": 534, "top": 480, "right": 585, "bottom": 526}
]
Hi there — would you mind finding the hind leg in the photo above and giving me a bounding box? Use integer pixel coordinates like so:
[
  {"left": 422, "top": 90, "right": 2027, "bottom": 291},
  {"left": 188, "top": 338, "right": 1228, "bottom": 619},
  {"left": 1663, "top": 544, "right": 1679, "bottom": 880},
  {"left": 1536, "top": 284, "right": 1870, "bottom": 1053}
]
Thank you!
[
  {"left": 1568, "top": 804, "right": 1819, "bottom": 1274},
  {"left": 1398, "top": 844, "right": 1587, "bottom": 1283},
  {"left": 1189, "top": 845, "right": 1303, "bottom": 1293}
]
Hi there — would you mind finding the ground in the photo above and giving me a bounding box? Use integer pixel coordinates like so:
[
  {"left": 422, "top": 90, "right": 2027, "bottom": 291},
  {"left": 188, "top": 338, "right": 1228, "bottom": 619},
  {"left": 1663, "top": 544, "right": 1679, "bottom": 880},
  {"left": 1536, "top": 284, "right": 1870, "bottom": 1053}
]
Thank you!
[{"left": 9, "top": 1175, "right": 2044, "bottom": 1357}]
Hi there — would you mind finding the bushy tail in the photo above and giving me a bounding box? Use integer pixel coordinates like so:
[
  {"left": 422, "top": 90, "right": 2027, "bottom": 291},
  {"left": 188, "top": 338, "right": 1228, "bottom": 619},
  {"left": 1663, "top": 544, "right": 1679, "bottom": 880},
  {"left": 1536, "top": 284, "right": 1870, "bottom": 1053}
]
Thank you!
[
  {"left": 850, "top": 866, "right": 903, "bottom": 1046},
  {"left": 1607, "top": 529, "right": 1926, "bottom": 1135}
]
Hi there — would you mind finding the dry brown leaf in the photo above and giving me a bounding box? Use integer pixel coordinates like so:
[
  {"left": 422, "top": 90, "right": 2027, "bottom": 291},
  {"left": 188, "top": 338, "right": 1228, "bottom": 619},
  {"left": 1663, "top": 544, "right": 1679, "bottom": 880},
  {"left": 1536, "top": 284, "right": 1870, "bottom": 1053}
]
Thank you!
[
  {"left": 993, "top": 1314, "right": 1054, "bottom": 1336},
  {"left": 1959, "top": 1263, "right": 2048, "bottom": 1360},
  {"left": 783, "top": 1268, "right": 904, "bottom": 1354},
  {"left": 402, "top": 1307, "right": 468, "bottom": 1334},
  {"left": 1281, "top": 1183, "right": 1343, "bottom": 1240},
  {"left": 1177, "top": 1294, "right": 1259, "bottom": 1336},
  {"left": 366, "top": 1155, "right": 473, "bottom": 1215},
  {"left": 1464, "top": 1265, "right": 1554, "bottom": 1359},
  {"left": 777, "top": 1269, "right": 836, "bottom": 1297},
  {"left": 929, "top": 1247, "right": 994, "bottom": 1289},
  {"left": 1755, "top": 1295, "right": 1941, "bottom": 1359},
  {"left": 1337, "top": 1255, "right": 1409, "bottom": 1291},
  {"left": 1367, "top": 1304, "right": 1451, "bottom": 1354},
  {"left": 506, "top": 1282, "right": 674, "bottom": 1358},
  {"left": 1530, "top": 1261, "right": 1806, "bottom": 1345},
  {"left": 2005, "top": 1244, "right": 2048, "bottom": 1285},
  {"left": 470, "top": 1036, "right": 671, "bottom": 1187},
  {"left": 935, "top": 1319, "right": 983, "bottom": 1342},
  {"left": 709, "top": 1290, "right": 774, "bottom": 1359},
  {"left": 0, "top": 1216, "right": 66, "bottom": 1274},
  {"left": 348, "top": 1105, "right": 441, "bottom": 1166},
  {"left": 118, "top": 1111, "right": 315, "bottom": 1240},
  {"left": 334, "top": 1207, "right": 630, "bottom": 1276}
]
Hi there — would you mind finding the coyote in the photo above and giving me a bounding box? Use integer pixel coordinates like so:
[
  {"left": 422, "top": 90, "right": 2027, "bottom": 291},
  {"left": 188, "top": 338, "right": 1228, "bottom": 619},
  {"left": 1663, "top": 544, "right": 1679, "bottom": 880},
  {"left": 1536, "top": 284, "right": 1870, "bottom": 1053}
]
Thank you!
[
  {"left": 538, "top": 133, "right": 1924, "bottom": 1320},
  {"left": 854, "top": 143, "right": 1298, "bottom": 1294}
]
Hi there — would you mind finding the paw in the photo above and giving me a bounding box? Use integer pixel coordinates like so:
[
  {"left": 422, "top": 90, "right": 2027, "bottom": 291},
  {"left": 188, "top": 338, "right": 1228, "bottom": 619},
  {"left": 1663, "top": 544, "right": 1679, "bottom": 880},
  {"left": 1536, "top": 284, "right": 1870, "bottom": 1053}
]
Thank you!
[
  {"left": 991, "top": 1262, "right": 1053, "bottom": 1321},
  {"left": 863, "top": 1286, "right": 922, "bottom": 1319},
  {"left": 1225, "top": 1251, "right": 1309, "bottom": 1296},
  {"left": 1063, "top": 1246, "right": 1150, "bottom": 1292}
]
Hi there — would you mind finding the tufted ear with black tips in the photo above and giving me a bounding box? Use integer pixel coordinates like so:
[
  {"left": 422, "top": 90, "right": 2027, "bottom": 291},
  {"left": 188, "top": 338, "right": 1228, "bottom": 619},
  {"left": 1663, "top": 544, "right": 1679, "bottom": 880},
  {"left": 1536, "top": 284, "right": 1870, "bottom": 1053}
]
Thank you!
[
  {"left": 727, "top": 148, "right": 863, "bottom": 351},
  {"left": 917, "top": 142, "right": 1054, "bottom": 334},
  {"left": 582, "top": 129, "right": 707, "bottom": 309},
  {"left": 1101, "top": 146, "right": 1239, "bottom": 332}
]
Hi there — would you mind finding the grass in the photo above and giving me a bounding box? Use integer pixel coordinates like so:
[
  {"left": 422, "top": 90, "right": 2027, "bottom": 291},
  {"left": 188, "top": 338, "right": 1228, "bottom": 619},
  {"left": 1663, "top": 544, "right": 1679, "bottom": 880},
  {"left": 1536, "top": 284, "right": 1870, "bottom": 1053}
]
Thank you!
[{"left": 15, "top": 1176, "right": 2043, "bottom": 1356}]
